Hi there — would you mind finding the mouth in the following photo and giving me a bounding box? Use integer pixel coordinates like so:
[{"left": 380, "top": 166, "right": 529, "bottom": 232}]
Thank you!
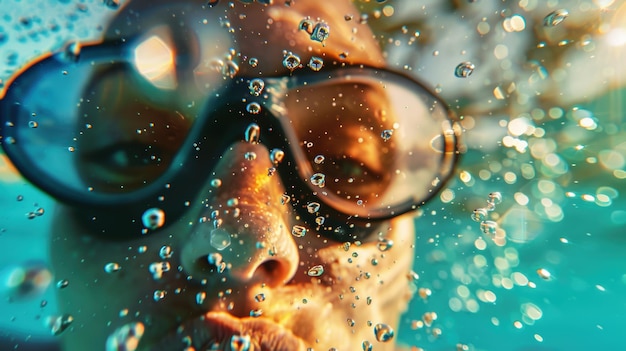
[{"left": 151, "top": 311, "right": 307, "bottom": 351}]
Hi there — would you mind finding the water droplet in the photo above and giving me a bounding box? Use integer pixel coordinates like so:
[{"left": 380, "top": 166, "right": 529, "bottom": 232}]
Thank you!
[
  {"left": 248, "top": 78, "right": 265, "bottom": 96},
  {"left": 455, "top": 61, "right": 475, "bottom": 78},
  {"left": 376, "top": 238, "right": 393, "bottom": 252},
  {"left": 381, "top": 129, "right": 393, "bottom": 141},
  {"left": 142, "top": 208, "right": 165, "bottom": 230},
  {"left": 28, "top": 121, "right": 38, "bottom": 128},
  {"left": 4, "top": 136, "right": 15, "bottom": 144},
  {"left": 106, "top": 322, "right": 145, "bottom": 351},
  {"left": 314, "top": 155, "right": 325, "bottom": 164},
  {"left": 343, "top": 242, "right": 351, "bottom": 251},
  {"left": 283, "top": 52, "right": 301, "bottom": 72},
  {"left": 307, "top": 265, "right": 324, "bottom": 276},
  {"left": 306, "top": 202, "right": 320, "bottom": 213},
  {"left": 153, "top": 290, "right": 167, "bottom": 301},
  {"left": 298, "top": 18, "right": 315, "bottom": 34},
  {"left": 56, "top": 279, "right": 69, "bottom": 289},
  {"left": 210, "top": 228, "right": 232, "bottom": 250},
  {"left": 227, "top": 198, "right": 239, "bottom": 207},
  {"left": 270, "top": 149, "right": 285, "bottom": 165},
  {"left": 310, "top": 173, "right": 326, "bottom": 187},
  {"left": 280, "top": 194, "right": 291, "bottom": 205},
  {"left": 103, "top": 0, "right": 121, "bottom": 9},
  {"left": 196, "top": 292, "right": 206, "bottom": 305},
  {"left": 244, "top": 151, "right": 257, "bottom": 161},
  {"left": 347, "top": 318, "right": 356, "bottom": 327},
  {"left": 308, "top": 56, "right": 324, "bottom": 71},
  {"left": 230, "top": 335, "right": 251, "bottom": 351},
  {"left": 291, "top": 225, "right": 308, "bottom": 237},
  {"left": 159, "top": 246, "right": 173, "bottom": 259},
  {"left": 543, "top": 9, "right": 568, "bottom": 27},
  {"left": 248, "top": 57, "right": 259, "bottom": 67},
  {"left": 255, "top": 293, "right": 266, "bottom": 302},
  {"left": 310, "top": 22, "right": 330, "bottom": 43},
  {"left": 210, "top": 178, "right": 222, "bottom": 188},
  {"left": 244, "top": 123, "right": 260, "bottom": 143},
  {"left": 373, "top": 323, "right": 394, "bottom": 342},
  {"left": 315, "top": 216, "right": 325, "bottom": 226},
  {"left": 362, "top": 340, "right": 373, "bottom": 351},
  {"left": 246, "top": 102, "right": 261, "bottom": 114},
  {"left": 488, "top": 192, "right": 503, "bottom": 205},
  {"left": 104, "top": 262, "right": 121, "bottom": 273},
  {"left": 471, "top": 208, "right": 488, "bottom": 222}
]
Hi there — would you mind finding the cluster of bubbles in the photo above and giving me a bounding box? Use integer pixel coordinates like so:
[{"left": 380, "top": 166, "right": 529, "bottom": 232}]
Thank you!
[
  {"left": 298, "top": 17, "right": 330, "bottom": 44},
  {"left": 471, "top": 192, "right": 503, "bottom": 241}
]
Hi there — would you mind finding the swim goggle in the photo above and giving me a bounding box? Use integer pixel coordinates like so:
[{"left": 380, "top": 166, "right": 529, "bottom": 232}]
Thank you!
[{"left": 0, "top": 37, "right": 462, "bottom": 239}]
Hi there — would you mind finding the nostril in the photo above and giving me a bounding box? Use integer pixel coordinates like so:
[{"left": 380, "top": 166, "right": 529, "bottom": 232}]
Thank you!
[{"left": 254, "top": 258, "right": 292, "bottom": 287}]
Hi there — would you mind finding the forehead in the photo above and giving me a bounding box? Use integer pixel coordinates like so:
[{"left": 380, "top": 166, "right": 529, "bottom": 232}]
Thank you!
[{"left": 103, "top": 0, "right": 384, "bottom": 76}]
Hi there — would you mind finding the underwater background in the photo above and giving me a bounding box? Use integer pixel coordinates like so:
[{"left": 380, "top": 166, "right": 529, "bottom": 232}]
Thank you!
[{"left": 1, "top": 0, "right": 625, "bottom": 350}]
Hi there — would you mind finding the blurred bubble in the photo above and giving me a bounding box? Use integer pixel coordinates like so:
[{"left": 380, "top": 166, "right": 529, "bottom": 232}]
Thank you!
[{"left": 1, "top": 261, "right": 52, "bottom": 300}]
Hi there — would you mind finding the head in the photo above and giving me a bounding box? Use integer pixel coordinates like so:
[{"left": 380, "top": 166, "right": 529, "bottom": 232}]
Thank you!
[{"left": 1, "top": 0, "right": 459, "bottom": 350}]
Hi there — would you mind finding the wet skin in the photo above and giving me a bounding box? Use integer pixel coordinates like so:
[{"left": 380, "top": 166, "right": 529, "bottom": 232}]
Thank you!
[{"left": 49, "top": 1, "right": 416, "bottom": 350}]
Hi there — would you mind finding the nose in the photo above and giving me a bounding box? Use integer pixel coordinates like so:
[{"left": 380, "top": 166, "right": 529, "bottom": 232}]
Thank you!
[{"left": 180, "top": 142, "right": 299, "bottom": 287}]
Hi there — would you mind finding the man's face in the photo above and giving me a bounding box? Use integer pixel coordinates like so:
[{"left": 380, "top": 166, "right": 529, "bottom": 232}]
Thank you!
[{"left": 49, "top": 1, "right": 416, "bottom": 350}]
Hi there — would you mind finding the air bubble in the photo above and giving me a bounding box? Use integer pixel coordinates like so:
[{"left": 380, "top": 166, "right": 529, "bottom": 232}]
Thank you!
[
  {"left": 246, "top": 102, "right": 261, "bottom": 114},
  {"left": 148, "top": 261, "right": 171, "bottom": 280},
  {"left": 280, "top": 194, "right": 290, "bottom": 205},
  {"left": 249, "top": 309, "right": 263, "bottom": 317},
  {"left": 153, "top": 290, "right": 167, "bottom": 301},
  {"left": 298, "top": 18, "right": 314, "bottom": 34},
  {"left": 254, "top": 293, "right": 266, "bottom": 302},
  {"left": 62, "top": 41, "right": 81, "bottom": 62},
  {"left": 142, "top": 208, "right": 165, "bottom": 230},
  {"left": 310, "top": 173, "right": 326, "bottom": 187},
  {"left": 104, "top": 262, "right": 121, "bottom": 273},
  {"left": 374, "top": 323, "right": 394, "bottom": 342},
  {"left": 291, "top": 225, "right": 308, "bottom": 237},
  {"left": 306, "top": 202, "right": 321, "bottom": 213},
  {"left": 210, "top": 179, "right": 222, "bottom": 188},
  {"left": 310, "top": 22, "right": 330, "bottom": 43},
  {"left": 248, "top": 78, "right": 265, "bottom": 96},
  {"left": 159, "top": 246, "right": 173, "bottom": 259},
  {"left": 50, "top": 314, "right": 73, "bottom": 335},
  {"left": 543, "top": 9, "right": 568, "bottom": 27},
  {"left": 488, "top": 192, "right": 503, "bottom": 205},
  {"left": 248, "top": 57, "right": 259, "bottom": 67},
  {"left": 210, "top": 228, "right": 232, "bottom": 250},
  {"left": 307, "top": 265, "right": 324, "bottom": 276},
  {"left": 376, "top": 238, "right": 393, "bottom": 252},
  {"left": 196, "top": 292, "right": 206, "bottom": 305},
  {"left": 106, "top": 322, "right": 145, "bottom": 351},
  {"left": 28, "top": 121, "right": 38, "bottom": 128},
  {"left": 362, "top": 341, "right": 373, "bottom": 351},
  {"left": 244, "top": 151, "right": 257, "bottom": 161},
  {"left": 222, "top": 60, "right": 239, "bottom": 78},
  {"left": 244, "top": 123, "right": 260, "bottom": 143},
  {"left": 454, "top": 61, "right": 475, "bottom": 78},
  {"left": 270, "top": 149, "right": 285, "bottom": 165},
  {"left": 314, "top": 155, "right": 325, "bottom": 164},
  {"left": 480, "top": 220, "right": 498, "bottom": 236},
  {"left": 381, "top": 129, "right": 393, "bottom": 141},
  {"left": 56, "top": 279, "right": 69, "bottom": 289},
  {"left": 308, "top": 57, "right": 324, "bottom": 71},
  {"left": 282, "top": 52, "right": 301, "bottom": 72},
  {"left": 230, "top": 335, "right": 251, "bottom": 351},
  {"left": 471, "top": 208, "right": 488, "bottom": 222}
]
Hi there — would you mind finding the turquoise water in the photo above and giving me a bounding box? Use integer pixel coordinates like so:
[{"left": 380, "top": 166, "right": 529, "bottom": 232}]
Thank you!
[{"left": 1, "top": 1, "right": 626, "bottom": 350}]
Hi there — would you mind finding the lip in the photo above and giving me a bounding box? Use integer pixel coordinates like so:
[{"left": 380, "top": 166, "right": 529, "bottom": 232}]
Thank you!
[{"left": 150, "top": 311, "right": 307, "bottom": 351}]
